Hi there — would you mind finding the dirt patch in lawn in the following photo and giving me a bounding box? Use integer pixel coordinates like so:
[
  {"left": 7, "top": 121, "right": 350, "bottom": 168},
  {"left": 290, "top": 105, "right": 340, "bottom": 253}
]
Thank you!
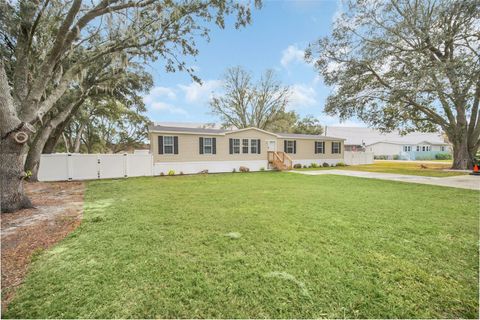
[{"left": 1, "top": 181, "right": 84, "bottom": 312}]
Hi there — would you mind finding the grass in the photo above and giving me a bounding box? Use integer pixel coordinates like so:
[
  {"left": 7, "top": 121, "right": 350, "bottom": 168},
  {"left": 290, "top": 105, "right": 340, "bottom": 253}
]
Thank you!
[
  {"left": 296, "top": 161, "right": 465, "bottom": 177},
  {"left": 5, "top": 173, "right": 478, "bottom": 318}
]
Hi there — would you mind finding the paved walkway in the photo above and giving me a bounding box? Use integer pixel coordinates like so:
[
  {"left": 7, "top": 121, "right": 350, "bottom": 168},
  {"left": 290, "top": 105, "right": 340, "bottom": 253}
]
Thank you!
[{"left": 291, "top": 170, "right": 480, "bottom": 190}]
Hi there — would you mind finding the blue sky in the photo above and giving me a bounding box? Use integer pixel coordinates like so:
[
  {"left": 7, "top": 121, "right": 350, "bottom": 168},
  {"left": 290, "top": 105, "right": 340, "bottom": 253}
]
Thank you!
[{"left": 143, "top": 0, "right": 364, "bottom": 127}]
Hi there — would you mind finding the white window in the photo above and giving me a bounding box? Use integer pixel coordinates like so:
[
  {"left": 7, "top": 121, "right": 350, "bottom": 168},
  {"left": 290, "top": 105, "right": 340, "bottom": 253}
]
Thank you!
[
  {"left": 441, "top": 146, "right": 445, "bottom": 152},
  {"left": 242, "top": 139, "right": 249, "bottom": 153},
  {"left": 316, "top": 141, "right": 324, "bottom": 154},
  {"left": 251, "top": 139, "right": 258, "bottom": 154},
  {"left": 286, "top": 140, "right": 295, "bottom": 153},
  {"left": 203, "top": 137, "right": 213, "bottom": 154},
  {"left": 416, "top": 145, "right": 420, "bottom": 152},
  {"left": 332, "top": 141, "right": 341, "bottom": 154},
  {"left": 403, "top": 145, "right": 411, "bottom": 152},
  {"left": 232, "top": 139, "right": 240, "bottom": 154},
  {"left": 163, "top": 136, "right": 174, "bottom": 154}
]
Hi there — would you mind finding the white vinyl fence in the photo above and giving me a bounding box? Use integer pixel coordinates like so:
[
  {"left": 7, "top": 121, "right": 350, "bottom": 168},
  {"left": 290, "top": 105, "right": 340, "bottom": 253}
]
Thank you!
[
  {"left": 38, "top": 151, "right": 374, "bottom": 182},
  {"left": 38, "top": 153, "right": 153, "bottom": 182},
  {"left": 343, "top": 151, "right": 374, "bottom": 165}
]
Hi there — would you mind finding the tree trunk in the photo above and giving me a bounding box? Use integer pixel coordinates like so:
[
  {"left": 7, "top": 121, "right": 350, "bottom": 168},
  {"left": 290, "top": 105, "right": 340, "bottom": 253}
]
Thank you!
[
  {"left": 24, "top": 126, "right": 53, "bottom": 182},
  {"left": 73, "top": 123, "right": 86, "bottom": 153},
  {"left": 450, "top": 132, "right": 474, "bottom": 170},
  {"left": 43, "top": 125, "right": 64, "bottom": 154},
  {"left": 0, "top": 128, "right": 33, "bottom": 213}
]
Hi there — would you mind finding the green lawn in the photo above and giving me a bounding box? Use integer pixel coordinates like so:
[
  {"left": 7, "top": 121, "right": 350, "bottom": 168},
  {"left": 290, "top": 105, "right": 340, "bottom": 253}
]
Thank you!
[
  {"left": 297, "top": 161, "right": 465, "bottom": 177},
  {"left": 5, "top": 173, "right": 479, "bottom": 318}
]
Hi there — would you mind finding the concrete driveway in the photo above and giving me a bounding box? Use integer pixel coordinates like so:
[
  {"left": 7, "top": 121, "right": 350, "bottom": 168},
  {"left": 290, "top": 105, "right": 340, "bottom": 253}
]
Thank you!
[{"left": 291, "top": 169, "right": 480, "bottom": 190}]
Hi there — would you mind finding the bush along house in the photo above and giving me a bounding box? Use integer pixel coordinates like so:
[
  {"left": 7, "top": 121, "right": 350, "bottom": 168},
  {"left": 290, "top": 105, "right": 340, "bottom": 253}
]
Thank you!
[{"left": 148, "top": 125, "right": 345, "bottom": 174}]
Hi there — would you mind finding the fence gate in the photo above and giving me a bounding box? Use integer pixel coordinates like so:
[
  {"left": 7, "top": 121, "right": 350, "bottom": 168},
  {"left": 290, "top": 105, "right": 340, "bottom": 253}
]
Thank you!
[{"left": 38, "top": 153, "right": 153, "bottom": 182}]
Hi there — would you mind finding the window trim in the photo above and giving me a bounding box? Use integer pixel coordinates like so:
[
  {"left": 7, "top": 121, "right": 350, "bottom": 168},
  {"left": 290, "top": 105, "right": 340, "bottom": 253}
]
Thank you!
[
  {"left": 163, "top": 136, "right": 174, "bottom": 154},
  {"left": 285, "top": 140, "right": 295, "bottom": 153},
  {"left": 242, "top": 139, "right": 249, "bottom": 154},
  {"left": 251, "top": 139, "right": 258, "bottom": 154},
  {"left": 232, "top": 138, "right": 240, "bottom": 154},
  {"left": 203, "top": 137, "right": 213, "bottom": 154},
  {"left": 316, "top": 141, "right": 324, "bottom": 154},
  {"left": 332, "top": 141, "right": 341, "bottom": 154}
]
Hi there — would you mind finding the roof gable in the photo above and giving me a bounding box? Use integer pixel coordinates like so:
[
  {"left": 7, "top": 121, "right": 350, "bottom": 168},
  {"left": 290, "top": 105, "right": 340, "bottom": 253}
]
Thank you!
[{"left": 224, "top": 127, "right": 279, "bottom": 137}]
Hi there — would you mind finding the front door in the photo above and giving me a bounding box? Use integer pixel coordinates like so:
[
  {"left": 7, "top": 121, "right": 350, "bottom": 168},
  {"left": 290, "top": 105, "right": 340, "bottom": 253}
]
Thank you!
[{"left": 267, "top": 140, "right": 276, "bottom": 152}]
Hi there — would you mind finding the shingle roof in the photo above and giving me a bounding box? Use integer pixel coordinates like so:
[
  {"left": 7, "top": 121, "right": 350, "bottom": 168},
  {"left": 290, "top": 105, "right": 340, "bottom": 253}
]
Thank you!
[
  {"left": 148, "top": 124, "right": 344, "bottom": 140},
  {"left": 276, "top": 132, "right": 344, "bottom": 140},
  {"left": 148, "top": 124, "right": 228, "bottom": 135},
  {"left": 325, "top": 126, "right": 448, "bottom": 146}
]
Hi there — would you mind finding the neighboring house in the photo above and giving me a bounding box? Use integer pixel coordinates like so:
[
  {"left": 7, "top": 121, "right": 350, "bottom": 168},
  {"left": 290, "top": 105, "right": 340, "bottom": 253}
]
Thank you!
[
  {"left": 326, "top": 126, "right": 450, "bottom": 159},
  {"left": 148, "top": 124, "right": 345, "bottom": 174}
]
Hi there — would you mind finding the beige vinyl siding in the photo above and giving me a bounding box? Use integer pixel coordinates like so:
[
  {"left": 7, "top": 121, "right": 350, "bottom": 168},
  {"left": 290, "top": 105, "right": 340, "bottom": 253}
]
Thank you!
[
  {"left": 150, "top": 128, "right": 344, "bottom": 163},
  {"left": 151, "top": 128, "right": 277, "bottom": 163},
  {"left": 276, "top": 139, "right": 344, "bottom": 160}
]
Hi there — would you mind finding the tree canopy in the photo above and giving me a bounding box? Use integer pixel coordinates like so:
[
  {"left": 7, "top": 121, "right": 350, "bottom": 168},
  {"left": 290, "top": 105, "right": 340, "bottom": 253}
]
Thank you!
[
  {"left": 0, "top": 0, "right": 260, "bottom": 212},
  {"left": 306, "top": 0, "right": 479, "bottom": 168},
  {"left": 210, "top": 66, "right": 290, "bottom": 129}
]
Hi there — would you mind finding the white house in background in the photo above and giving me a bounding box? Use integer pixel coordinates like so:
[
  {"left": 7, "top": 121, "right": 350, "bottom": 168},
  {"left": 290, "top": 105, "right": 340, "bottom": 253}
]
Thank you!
[{"left": 325, "top": 126, "right": 450, "bottom": 160}]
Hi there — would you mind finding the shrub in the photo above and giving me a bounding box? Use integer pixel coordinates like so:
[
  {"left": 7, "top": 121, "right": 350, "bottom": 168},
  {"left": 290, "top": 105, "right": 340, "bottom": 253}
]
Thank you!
[
  {"left": 393, "top": 154, "right": 400, "bottom": 160},
  {"left": 336, "top": 162, "right": 346, "bottom": 167},
  {"left": 160, "top": 172, "right": 165, "bottom": 176},
  {"left": 168, "top": 170, "right": 175, "bottom": 176},
  {"left": 259, "top": 167, "right": 265, "bottom": 171},
  {"left": 24, "top": 170, "right": 32, "bottom": 180},
  {"left": 232, "top": 168, "right": 236, "bottom": 173},
  {"left": 199, "top": 169, "right": 208, "bottom": 174},
  {"left": 293, "top": 163, "right": 302, "bottom": 169},
  {"left": 180, "top": 171, "right": 184, "bottom": 175},
  {"left": 435, "top": 153, "right": 452, "bottom": 160},
  {"left": 310, "top": 163, "right": 319, "bottom": 168},
  {"left": 415, "top": 154, "right": 436, "bottom": 160},
  {"left": 322, "top": 162, "right": 330, "bottom": 167},
  {"left": 239, "top": 166, "right": 250, "bottom": 172},
  {"left": 374, "top": 155, "right": 388, "bottom": 160},
  {"left": 303, "top": 165, "right": 308, "bottom": 168}
]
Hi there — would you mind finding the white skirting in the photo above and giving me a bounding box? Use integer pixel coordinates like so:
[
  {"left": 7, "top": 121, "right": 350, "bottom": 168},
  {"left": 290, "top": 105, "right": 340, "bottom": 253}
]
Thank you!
[
  {"left": 290, "top": 159, "right": 344, "bottom": 167},
  {"left": 153, "top": 158, "right": 344, "bottom": 175},
  {"left": 153, "top": 160, "right": 270, "bottom": 175}
]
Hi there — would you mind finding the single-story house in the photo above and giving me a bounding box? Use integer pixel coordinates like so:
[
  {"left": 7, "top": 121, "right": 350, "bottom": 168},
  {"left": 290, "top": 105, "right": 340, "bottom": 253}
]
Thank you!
[
  {"left": 148, "top": 124, "right": 345, "bottom": 174},
  {"left": 325, "top": 126, "right": 450, "bottom": 159}
]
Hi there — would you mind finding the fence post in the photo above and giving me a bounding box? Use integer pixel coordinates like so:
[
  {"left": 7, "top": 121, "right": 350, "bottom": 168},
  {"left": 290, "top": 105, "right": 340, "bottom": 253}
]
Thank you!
[
  {"left": 67, "top": 154, "right": 73, "bottom": 181},
  {"left": 124, "top": 153, "right": 128, "bottom": 178}
]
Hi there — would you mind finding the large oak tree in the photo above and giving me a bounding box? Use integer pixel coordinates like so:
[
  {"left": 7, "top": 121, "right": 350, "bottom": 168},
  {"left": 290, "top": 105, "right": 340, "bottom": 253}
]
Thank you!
[
  {"left": 210, "top": 66, "right": 290, "bottom": 129},
  {"left": 0, "top": 0, "right": 259, "bottom": 212},
  {"left": 306, "top": 0, "right": 479, "bottom": 169}
]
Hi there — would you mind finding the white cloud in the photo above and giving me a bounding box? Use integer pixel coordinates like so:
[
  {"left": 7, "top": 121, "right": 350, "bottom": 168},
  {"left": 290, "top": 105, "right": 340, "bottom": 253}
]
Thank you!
[
  {"left": 151, "top": 102, "right": 188, "bottom": 115},
  {"left": 323, "top": 115, "right": 366, "bottom": 127},
  {"left": 143, "top": 86, "right": 176, "bottom": 104},
  {"left": 288, "top": 84, "right": 317, "bottom": 109},
  {"left": 178, "top": 80, "right": 222, "bottom": 103},
  {"left": 280, "top": 45, "right": 306, "bottom": 68}
]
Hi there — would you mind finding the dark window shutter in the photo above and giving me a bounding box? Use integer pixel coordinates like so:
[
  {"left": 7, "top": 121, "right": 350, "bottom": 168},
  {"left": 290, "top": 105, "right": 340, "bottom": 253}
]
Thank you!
[
  {"left": 293, "top": 141, "right": 297, "bottom": 154},
  {"left": 323, "top": 141, "right": 325, "bottom": 154},
  {"left": 314, "top": 141, "right": 318, "bottom": 154},
  {"left": 339, "top": 142, "right": 342, "bottom": 154},
  {"left": 331, "top": 141, "right": 334, "bottom": 154},
  {"left": 257, "top": 139, "right": 261, "bottom": 154},
  {"left": 158, "top": 136, "right": 163, "bottom": 154},
  {"left": 284, "top": 140, "right": 287, "bottom": 152},
  {"left": 173, "top": 136, "right": 178, "bottom": 154},
  {"left": 212, "top": 138, "right": 216, "bottom": 154},
  {"left": 229, "top": 138, "right": 233, "bottom": 154},
  {"left": 199, "top": 137, "right": 204, "bottom": 154}
]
